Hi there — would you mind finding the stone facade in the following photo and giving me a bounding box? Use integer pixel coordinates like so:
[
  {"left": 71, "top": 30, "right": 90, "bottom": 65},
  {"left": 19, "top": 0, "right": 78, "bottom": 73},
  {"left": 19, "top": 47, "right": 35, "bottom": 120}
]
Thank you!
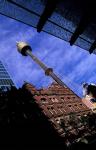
[{"left": 24, "top": 82, "right": 91, "bottom": 136}]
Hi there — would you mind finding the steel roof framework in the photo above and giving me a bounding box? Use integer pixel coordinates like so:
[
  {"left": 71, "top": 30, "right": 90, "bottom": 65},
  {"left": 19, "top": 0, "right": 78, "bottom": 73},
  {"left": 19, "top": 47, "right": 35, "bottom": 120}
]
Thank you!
[{"left": 0, "top": 0, "right": 96, "bottom": 54}]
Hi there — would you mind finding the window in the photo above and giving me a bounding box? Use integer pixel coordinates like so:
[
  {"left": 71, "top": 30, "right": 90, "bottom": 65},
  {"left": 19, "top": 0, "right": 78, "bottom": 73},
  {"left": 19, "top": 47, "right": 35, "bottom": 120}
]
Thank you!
[
  {"left": 51, "top": 106, "right": 54, "bottom": 110},
  {"left": 58, "top": 105, "right": 62, "bottom": 109},
  {"left": 53, "top": 109, "right": 57, "bottom": 114},
  {"left": 49, "top": 105, "right": 57, "bottom": 114},
  {"left": 73, "top": 97, "right": 76, "bottom": 99},
  {"left": 61, "top": 97, "right": 64, "bottom": 101},
  {"left": 0, "top": 68, "right": 6, "bottom": 71},
  {"left": 51, "top": 98, "right": 55, "bottom": 102},
  {"left": 80, "top": 104, "right": 82, "bottom": 106},
  {"left": 47, "top": 107, "right": 54, "bottom": 114},
  {"left": 74, "top": 104, "right": 80, "bottom": 110},
  {"left": 90, "top": 98, "right": 96, "bottom": 103},
  {"left": 59, "top": 108, "right": 63, "bottom": 113},
  {"left": 57, "top": 105, "right": 63, "bottom": 113},
  {"left": 50, "top": 97, "right": 58, "bottom": 102},
  {"left": 41, "top": 98, "right": 47, "bottom": 102},
  {"left": 55, "top": 117, "right": 61, "bottom": 124},
  {"left": 47, "top": 107, "right": 50, "bottom": 110},
  {"left": 68, "top": 105, "right": 75, "bottom": 112},
  {"left": 63, "top": 108, "right": 66, "bottom": 112}
]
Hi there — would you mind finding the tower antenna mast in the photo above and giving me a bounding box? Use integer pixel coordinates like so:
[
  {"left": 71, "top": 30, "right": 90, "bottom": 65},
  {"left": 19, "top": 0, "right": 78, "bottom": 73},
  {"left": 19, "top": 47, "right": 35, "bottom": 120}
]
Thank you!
[{"left": 17, "top": 42, "right": 66, "bottom": 87}]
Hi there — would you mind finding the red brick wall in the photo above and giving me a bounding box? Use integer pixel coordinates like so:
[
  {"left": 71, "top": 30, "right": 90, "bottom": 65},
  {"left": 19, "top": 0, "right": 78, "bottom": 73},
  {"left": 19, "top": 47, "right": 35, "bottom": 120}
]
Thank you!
[{"left": 24, "top": 82, "right": 91, "bottom": 135}]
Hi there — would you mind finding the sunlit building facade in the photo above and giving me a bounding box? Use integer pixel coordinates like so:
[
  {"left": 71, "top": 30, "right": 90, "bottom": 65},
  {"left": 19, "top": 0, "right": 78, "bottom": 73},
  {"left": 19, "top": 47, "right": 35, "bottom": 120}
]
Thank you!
[{"left": 0, "top": 60, "right": 14, "bottom": 91}]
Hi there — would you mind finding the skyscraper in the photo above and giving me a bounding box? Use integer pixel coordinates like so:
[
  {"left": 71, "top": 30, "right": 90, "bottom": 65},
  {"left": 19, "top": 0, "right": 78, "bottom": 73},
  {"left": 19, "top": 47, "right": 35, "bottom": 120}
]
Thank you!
[{"left": 0, "top": 60, "right": 14, "bottom": 91}]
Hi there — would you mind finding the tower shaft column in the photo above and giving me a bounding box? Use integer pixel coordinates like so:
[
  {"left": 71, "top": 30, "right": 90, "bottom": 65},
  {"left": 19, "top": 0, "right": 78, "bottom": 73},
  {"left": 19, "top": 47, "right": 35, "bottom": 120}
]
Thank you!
[
  {"left": 26, "top": 50, "right": 48, "bottom": 71},
  {"left": 17, "top": 42, "right": 66, "bottom": 87},
  {"left": 26, "top": 50, "right": 65, "bottom": 87}
]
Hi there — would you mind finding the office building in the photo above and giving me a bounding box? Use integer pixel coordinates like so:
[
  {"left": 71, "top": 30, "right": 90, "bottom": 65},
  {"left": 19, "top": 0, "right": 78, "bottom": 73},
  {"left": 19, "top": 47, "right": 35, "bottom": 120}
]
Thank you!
[{"left": 0, "top": 60, "right": 14, "bottom": 91}]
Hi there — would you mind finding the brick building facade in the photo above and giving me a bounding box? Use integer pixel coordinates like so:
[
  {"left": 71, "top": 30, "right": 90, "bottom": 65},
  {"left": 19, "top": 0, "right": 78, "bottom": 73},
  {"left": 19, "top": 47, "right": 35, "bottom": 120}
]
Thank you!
[{"left": 24, "top": 82, "right": 91, "bottom": 136}]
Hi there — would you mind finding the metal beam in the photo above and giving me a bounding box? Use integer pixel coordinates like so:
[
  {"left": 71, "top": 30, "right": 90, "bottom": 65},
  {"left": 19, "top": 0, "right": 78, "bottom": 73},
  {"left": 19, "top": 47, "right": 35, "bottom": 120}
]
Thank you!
[
  {"left": 69, "top": 15, "right": 92, "bottom": 46},
  {"left": 89, "top": 40, "right": 96, "bottom": 54},
  {"left": 37, "top": 0, "right": 59, "bottom": 32},
  {"left": 69, "top": 1, "right": 95, "bottom": 46}
]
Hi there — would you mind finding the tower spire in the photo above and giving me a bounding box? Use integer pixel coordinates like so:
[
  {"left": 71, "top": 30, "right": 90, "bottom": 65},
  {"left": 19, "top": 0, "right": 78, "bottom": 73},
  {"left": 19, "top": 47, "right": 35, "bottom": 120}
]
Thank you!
[{"left": 17, "top": 41, "right": 65, "bottom": 87}]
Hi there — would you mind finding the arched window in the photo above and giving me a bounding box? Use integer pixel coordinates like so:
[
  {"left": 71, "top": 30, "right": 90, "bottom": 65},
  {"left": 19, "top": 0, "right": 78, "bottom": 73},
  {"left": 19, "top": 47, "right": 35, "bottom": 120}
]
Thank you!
[
  {"left": 61, "top": 97, "right": 64, "bottom": 101},
  {"left": 41, "top": 98, "right": 46, "bottom": 102},
  {"left": 50, "top": 97, "right": 58, "bottom": 102}
]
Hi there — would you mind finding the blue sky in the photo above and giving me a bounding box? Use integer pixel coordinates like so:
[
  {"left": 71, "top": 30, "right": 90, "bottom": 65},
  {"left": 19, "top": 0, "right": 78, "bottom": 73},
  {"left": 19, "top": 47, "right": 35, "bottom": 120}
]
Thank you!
[{"left": 0, "top": 14, "right": 96, "bottom": 97}]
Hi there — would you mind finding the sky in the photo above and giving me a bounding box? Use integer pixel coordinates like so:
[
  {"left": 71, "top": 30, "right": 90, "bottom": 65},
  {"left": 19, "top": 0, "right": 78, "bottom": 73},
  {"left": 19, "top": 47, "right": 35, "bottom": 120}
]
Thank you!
[{"left": 0, "top": 14, "right": 96, "bottom": 97}]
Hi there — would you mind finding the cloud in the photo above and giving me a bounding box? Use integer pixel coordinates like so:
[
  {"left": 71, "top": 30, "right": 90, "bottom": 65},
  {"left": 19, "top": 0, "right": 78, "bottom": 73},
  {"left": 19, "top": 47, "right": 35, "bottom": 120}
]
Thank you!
[
  {"left": 67, "top": 53, "right": 96, "bottom": 82},
  {"left": 1, "top": 15, "right": 96, "bottom": 97}
]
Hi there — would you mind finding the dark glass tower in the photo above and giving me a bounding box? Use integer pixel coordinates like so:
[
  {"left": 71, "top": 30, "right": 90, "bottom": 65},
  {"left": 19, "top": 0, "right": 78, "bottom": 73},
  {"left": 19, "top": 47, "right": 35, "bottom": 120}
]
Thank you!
[{"left": 0, "top": 60, "right": 14, "bottom": 91}]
